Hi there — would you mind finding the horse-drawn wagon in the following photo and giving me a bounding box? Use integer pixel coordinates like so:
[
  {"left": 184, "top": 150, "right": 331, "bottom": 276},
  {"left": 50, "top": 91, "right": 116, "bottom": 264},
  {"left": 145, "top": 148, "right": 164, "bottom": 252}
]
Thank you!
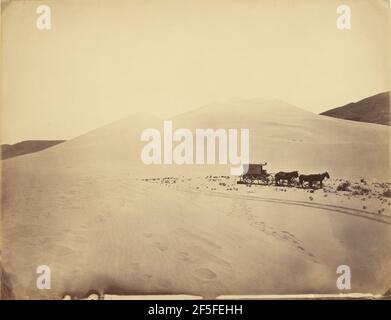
[
  {"left": 237, "top": 162, "right": 273, "bottom": 185},
  {"left": 237, "top": 162, "right": 330, "bottom": 189}
]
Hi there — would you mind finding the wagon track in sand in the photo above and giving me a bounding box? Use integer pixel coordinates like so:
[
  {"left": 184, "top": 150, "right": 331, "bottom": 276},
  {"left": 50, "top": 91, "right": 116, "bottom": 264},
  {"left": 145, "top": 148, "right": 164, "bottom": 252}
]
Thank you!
[{"left": 176, "top": 188, "right": 391, "bottom": 225}]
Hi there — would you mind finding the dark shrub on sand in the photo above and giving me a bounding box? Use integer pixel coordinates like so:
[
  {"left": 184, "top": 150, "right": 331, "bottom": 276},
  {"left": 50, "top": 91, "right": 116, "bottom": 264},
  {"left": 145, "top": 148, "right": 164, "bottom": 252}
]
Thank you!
[
  {"left": 337, "top": 181, "right": 351, "bottom": 191},
  {"left": 383, "top": 189, "right": 391, "bottom": 198},
  {"left": 352, "top": 184, "right": 371, "bottom": 195}
]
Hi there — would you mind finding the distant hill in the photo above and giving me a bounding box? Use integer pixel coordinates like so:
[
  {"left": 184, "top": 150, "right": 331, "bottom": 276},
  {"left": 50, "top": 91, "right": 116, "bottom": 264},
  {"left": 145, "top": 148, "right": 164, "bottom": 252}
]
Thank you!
[
  {"left": 320, "top": 92, "right": 390, "bottom": 125},
  {"left": 1, "top": 140, "right": 65, "bottom": 160}
]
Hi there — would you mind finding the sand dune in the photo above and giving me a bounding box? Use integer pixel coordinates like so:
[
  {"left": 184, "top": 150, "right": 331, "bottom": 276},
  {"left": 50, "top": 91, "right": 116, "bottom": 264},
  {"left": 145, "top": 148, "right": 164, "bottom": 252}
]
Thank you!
[
  {"left": 5, "top": 99, "right": 388, "bottom": 178},
  {"left": 173, "top": 99, "right": 389, "bottom": 178},
  {"left": 1, "top": 99, "right": 390, "bottom": 299}
]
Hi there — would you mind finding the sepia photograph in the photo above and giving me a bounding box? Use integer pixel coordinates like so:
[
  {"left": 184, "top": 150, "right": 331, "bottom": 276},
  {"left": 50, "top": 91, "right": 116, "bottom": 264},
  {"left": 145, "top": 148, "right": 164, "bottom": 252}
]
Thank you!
[{"left": 0, "top": 0, "right": 390, "bottom": 304}]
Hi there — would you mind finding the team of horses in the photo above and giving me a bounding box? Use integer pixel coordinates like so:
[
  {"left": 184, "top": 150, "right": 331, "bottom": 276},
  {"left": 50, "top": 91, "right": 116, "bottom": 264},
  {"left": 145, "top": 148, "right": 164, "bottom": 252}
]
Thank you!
[{"left": 274, "top": 171, "right": 330, "bottom": 189}]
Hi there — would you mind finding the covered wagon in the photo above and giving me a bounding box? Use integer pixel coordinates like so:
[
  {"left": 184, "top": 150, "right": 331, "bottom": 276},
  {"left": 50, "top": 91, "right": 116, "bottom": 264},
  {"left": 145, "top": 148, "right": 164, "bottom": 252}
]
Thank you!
[{"left": 237, "top": 162, "right": 273, "bottom": 185}]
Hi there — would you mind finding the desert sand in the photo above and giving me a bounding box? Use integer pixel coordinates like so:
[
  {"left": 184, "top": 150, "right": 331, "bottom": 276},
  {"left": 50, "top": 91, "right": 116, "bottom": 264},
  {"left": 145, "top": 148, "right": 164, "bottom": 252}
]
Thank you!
[{"left": 1, "top": 99, "right": 390, "bottom": 299}]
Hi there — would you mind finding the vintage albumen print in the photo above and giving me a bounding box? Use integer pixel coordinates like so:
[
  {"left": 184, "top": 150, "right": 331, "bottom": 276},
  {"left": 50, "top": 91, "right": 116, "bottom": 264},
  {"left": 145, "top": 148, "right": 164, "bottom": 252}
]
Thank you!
[{"left": 0, "top": 0, "right": 390, "bottom": 300}]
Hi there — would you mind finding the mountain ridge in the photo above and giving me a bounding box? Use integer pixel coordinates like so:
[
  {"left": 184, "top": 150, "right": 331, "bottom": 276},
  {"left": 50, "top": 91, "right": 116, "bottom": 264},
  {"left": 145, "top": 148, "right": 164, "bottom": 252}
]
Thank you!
[
  {"left": 320, "top": 92, "right": 390, "bottom": 126},
  {"left": 1, "top": 140, "right": 66, "bottom": 160}
]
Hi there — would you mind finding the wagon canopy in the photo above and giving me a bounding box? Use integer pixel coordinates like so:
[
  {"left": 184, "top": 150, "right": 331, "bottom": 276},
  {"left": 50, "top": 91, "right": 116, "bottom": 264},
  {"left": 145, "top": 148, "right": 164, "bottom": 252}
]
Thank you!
[{"left": 243, "top": 164, "right": 266, "bottom": 176}]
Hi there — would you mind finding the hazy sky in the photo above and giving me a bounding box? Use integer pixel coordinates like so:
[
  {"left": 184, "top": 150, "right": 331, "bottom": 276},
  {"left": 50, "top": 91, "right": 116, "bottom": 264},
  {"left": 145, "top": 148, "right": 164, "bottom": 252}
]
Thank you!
[{"left": 1, "top": 0, "right": 390, "bottom": 143}]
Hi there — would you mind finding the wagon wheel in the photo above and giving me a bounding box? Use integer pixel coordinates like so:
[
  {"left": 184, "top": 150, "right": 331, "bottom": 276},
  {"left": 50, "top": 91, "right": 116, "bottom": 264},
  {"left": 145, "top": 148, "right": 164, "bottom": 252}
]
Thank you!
[
  {"left": 258, "top": 176, "right": 264, "bottom": 185},
  {"left": 258, "top": 174, "right": 270, "bottom": 185},
  {"left": 254, "top": 175, "right": 262, "bottom": 185},
  {"left": 244, "top": 176, "right": 253, "bottom": 184}
]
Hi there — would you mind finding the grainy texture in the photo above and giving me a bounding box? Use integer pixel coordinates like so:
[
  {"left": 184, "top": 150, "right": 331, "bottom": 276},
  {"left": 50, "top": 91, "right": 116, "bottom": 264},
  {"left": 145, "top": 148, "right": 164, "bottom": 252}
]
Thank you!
[{"left": 2, "top": 100, "right": 390, "bottom": 299}]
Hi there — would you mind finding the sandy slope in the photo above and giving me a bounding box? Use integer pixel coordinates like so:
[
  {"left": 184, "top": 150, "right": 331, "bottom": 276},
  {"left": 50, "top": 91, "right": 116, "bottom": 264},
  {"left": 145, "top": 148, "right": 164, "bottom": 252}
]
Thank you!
[
  {"left": 1, "top": 99, "right": 390, "bottom": 299},
  {"left": 173, "top": 99, "right": 390, "bottom": 178}
]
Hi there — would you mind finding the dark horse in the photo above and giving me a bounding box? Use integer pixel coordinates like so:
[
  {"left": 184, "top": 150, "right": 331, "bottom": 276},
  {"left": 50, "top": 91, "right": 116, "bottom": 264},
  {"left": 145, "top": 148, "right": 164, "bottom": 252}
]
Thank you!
[
  {"left": 275, "top": 171, "right": 299, "bottom": 186},
  {"left": 299, "top": 172, "right": 330, "bottom": 188}
]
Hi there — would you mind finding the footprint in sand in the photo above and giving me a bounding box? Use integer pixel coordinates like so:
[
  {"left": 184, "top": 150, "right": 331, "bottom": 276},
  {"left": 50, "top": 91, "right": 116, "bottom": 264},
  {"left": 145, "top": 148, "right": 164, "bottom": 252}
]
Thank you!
[
  {"left": 157, "top": 278, "right": 173, "bottom": 289},
  {"left": 142, "top": 274, "right": 153, "bottom": 280},
  {"left": 193, "top": 268, "right": 217, "bottom": 280},
  {"left": 282, "top": 230, "right": 294, "bottom": 237},
  {"left": 129, "top": 262, "right": 140, "bottom": 271},
  {"left": 155, "top": 242, "right": 168, "bottom": 252},
  {"left": 179, "top": 251, "right": 189, "bottom": 261}
]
